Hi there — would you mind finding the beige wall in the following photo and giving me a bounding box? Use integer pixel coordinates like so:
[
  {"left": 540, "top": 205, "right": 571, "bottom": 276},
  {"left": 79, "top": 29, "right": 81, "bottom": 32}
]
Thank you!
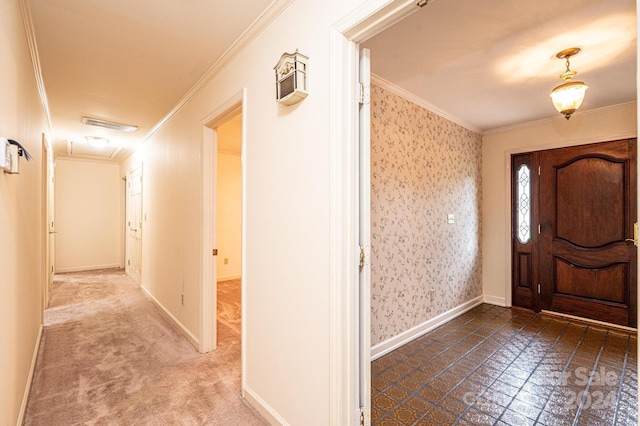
[
  {"left": 370, "top": 83, "right": 483, "bottom": 346},
  {"left": 216, "top": 152, "right": 242, "bottom": 281},
  {"left": 120, "top": 0, "right": 370, "bottom": 422},
  {"left": 0, "top": 2, "right": 49, "bottom": 424},
  {"left": 55, "top": 158, "right": 123, "bottom": 272},
  {"left": 482, "top": 102, "right": 637, "bottom": 305}
]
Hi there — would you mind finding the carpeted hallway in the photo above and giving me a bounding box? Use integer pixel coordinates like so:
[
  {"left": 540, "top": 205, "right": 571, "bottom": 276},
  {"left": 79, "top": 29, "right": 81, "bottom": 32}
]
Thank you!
[{"left": 24, "top": 269, "right": 266, "bottom": 425}]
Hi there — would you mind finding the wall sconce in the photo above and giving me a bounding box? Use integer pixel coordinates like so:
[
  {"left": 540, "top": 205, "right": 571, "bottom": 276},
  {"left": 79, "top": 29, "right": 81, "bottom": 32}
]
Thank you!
[
  {"left": 274, "top": 50, "right": 308, "bottom": 106},
  {"left": 550, "top": 47, "right": 588, "bottom": 120},
  {"left": 1, "top": 137, "right": 33, "bottom": 174}
]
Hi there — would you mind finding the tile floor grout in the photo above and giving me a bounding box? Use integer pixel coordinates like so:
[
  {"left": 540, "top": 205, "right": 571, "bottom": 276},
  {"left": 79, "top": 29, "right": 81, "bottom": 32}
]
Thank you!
[{"left": 371, "top": 304, "right": 638, "bottom": 425}]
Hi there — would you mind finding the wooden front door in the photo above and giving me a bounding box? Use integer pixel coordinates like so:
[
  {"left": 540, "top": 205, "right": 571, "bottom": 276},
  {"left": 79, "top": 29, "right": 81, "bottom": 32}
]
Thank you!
[{"left": 512, "top": 139, "right": 637, "bottom": 327}]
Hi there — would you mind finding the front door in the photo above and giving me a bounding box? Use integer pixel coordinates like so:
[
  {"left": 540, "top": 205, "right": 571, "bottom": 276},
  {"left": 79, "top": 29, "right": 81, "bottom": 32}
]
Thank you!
[{"left": 512, "top": 139, "right": 637, "bottom": 327}]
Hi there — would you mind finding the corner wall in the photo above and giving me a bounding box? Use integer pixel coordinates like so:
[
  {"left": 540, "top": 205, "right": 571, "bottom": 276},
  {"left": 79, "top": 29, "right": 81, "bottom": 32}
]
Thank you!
[
  {"left": 482, "top": 102, "right": 637, "bottom": 306},
  {"left": 370, "top": 83, "right": 483, "bottom": 347},
  {"left": 54, "top": 158, "right": 123, "bottom": 272},
  {"left": 0, "top": 1, "right": 49, "bottom": 423}
]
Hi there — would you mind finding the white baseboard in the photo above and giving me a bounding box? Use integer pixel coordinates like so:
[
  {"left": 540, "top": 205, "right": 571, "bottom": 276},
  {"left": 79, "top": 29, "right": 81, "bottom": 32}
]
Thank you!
[
  {"left": 483, "top": 294, "right": 507, "bottom": 306},
  {"left": 140, "top": 285, "right": 200, "bottom": 349},
  {"left": 18, "top": 323, "right": 43, "bottom": 426},
  {"left": 55, "top": 263, "right": 122, "bottom": 273},
  {"left": 216, "top": 274, "right": 241, "bottom": 282},
  {"left": 243, "top": 385, "right": 289, "bottom": 426},
  {"left": 371, "top": 296, "right": 484, "bottom": 360}
]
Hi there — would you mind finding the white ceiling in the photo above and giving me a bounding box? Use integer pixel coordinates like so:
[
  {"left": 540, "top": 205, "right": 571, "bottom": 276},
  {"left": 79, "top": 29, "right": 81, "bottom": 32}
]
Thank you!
[
  {"left": 363, "top": 0, "right": 637, "bottom": 132},
  {"left": 28, "top": 0, "right": 274, "bottom": 161},
  {"left": 28, "top": 0, "right": 637, "bottom": 162}
]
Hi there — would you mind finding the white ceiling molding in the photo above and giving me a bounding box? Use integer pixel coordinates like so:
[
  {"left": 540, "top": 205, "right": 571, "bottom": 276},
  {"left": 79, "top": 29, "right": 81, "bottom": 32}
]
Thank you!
[
  {"left": 19, "top": 0, "right": 52, "bottom": 141},
  {"left": 371, "top": 73, "right": 482, "bottom": 134},
  {"left": 142, "top": 0, "right": 295, "bottom": 144},
  {"left": 484, "top": 101, "right": 638, "bottom": 136}
]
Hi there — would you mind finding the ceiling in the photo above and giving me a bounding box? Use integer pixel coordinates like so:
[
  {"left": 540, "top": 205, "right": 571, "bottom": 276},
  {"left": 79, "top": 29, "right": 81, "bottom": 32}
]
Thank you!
[
  {"left": 363, "top": 0, "right": 637, "bottom": 132},
  {"left": 28, "top": 0, "right": 637, "bottom": 163},
  {"left": 28, "top": 0, "right": 274, "bottom": 161}
]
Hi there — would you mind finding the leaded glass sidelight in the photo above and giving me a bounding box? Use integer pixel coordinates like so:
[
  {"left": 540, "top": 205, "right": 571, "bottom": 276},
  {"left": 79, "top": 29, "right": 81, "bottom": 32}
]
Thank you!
[{"left": 517, "top": 165, "right": 531, "bottom": 243}]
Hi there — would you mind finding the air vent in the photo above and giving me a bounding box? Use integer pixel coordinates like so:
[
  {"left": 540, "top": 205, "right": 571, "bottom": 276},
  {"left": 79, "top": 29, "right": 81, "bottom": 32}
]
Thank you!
[
  {"left": 82, "top": 116, "right": 138, "bottom": 132},
  {"left": 67, "top": 140, "right": 121, "bottom": 160}
]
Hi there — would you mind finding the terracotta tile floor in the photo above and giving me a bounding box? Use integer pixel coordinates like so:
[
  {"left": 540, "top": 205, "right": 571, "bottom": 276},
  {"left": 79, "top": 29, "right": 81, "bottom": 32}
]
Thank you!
[{"left": 371, "top": 304, "right": 638, "bottom": 425}]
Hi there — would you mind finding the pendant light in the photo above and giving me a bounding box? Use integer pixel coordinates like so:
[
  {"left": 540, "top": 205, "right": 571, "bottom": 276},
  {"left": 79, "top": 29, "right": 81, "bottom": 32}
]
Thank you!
[{"left": 550, "top": 47, "right": 588, "bottom": 120}]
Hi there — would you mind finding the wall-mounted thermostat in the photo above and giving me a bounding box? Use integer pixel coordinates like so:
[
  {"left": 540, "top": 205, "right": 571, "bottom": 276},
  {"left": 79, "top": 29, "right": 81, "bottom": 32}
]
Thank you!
[{"left": 274, "top": 50, "right": 308, "bottom": 106}]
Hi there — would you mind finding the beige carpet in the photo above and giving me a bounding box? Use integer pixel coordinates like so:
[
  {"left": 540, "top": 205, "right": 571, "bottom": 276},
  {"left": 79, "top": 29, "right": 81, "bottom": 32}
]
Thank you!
[{"left": 24, "top": 269, "right": 267, "bottom": 425}]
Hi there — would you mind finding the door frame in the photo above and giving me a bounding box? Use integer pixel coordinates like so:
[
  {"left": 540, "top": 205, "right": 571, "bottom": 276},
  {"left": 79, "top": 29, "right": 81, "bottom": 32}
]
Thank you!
[
  {"left": 510, "top": 140, "right": 637, "bottom": 327},
  {"left": 41, "top": 133, "right": 54, "bottom": 314},
  {"left": 331, "top": 1, "right": 421, "bottom": 424},
  {"left": 332, "top": 1, "right": 639, "bottom": 423},
  {"left": 504, "top": 135, "right": 638, "bottom": 308},
  {"left": 200, "top": 89, "right": 246, "bottom": 360}
]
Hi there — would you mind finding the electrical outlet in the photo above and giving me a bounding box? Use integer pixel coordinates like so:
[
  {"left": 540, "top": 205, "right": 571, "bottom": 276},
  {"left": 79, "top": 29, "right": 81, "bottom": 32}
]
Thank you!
[
  {"left": 224, "top": 258, "right": 229, "bottom": 265},
  {"left": 430, "top": 288, "right": 435, "bottom": 301}
]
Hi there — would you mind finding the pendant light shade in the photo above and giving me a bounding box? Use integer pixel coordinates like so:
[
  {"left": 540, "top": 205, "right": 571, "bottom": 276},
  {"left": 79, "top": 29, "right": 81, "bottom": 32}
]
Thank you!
[{"left": 550, "top": 48, "right": 588, "bottom": 120}]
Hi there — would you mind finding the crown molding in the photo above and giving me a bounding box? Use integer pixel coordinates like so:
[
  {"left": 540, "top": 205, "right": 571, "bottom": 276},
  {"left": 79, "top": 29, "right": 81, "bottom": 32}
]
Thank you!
[
  {"left": 370, "top": 73, "right": 483, "bottom": 135},
  {"left": 484, "top": 101, "right": 638, "bottom": 135},
  {"left": 19, "top": 0, "right": 52, "bottom": 145},
  {"left": 143, "top": 0, "right": 295, "bottom": 143}
]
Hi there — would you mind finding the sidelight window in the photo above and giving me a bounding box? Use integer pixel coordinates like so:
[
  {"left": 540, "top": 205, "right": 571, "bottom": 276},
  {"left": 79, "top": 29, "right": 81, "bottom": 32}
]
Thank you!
[{"left": 517, "top": 164, "right": 531, "bottom": 244}]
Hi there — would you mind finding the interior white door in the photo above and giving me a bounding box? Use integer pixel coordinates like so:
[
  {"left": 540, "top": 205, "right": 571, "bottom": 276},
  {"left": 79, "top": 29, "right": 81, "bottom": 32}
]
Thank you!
[
  {"left": 42, "top": 137, "right": 53, "bottom": 310},
  {"left": 126, "top": 165, "right": 143, "bottom": 283},
  {"left": 358, "top": 47, "right": 372, "bottom": 426}
]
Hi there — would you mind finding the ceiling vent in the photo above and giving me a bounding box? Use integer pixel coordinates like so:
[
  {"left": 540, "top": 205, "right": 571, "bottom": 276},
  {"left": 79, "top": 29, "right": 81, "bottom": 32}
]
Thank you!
[
  {"left": 81, "top": 116, "right": 138, "bottom": 132},
  {"left": 67, "top": 140, "right": 121, "bottom": 160}
]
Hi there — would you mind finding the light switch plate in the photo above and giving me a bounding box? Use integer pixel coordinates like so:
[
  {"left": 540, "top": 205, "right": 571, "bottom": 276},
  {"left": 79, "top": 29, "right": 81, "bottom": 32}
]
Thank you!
[{"left": 447, "top": 214, "right": 455, "bottom": 224}]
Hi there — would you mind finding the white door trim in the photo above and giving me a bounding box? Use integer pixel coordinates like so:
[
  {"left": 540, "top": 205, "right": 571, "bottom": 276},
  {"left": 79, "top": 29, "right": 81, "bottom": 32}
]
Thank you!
[
  {"left": 200, "top": 90, "right": 245, "bottom": 356},
  {"left": 329, "top": 1, "right": 420, "bottom": 424}
]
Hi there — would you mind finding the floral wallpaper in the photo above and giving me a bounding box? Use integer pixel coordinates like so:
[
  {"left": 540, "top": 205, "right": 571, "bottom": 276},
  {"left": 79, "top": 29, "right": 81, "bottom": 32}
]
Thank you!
[{"left": 370, "top": 83, "right": 483, "bottom": 346}]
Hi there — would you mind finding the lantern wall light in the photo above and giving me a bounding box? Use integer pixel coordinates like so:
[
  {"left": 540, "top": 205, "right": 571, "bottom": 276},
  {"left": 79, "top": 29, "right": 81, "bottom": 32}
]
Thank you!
[
  {"left": 550, "top": 47, "right": 588, "bottom": 120},
  {"left": 274, "top": 50, "right": 308, "bottom": 106}
]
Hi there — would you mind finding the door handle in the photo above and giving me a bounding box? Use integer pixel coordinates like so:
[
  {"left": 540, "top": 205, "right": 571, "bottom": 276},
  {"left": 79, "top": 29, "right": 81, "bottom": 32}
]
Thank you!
[
  {"left": 625, "top": 222, "right": 638, "bottom": 247},
  {"left": 49, "top": 231, "right": 57, "bottom": 234}
]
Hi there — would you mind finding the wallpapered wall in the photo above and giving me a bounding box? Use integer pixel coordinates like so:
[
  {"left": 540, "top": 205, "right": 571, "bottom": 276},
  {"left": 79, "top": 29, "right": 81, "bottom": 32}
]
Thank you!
[{"left": 370, "top": 83, "right": 483, "bottom": 346}]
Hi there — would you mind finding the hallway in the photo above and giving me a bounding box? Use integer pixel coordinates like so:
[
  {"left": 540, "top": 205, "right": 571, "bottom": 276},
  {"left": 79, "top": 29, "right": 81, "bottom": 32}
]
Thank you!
[{"left": 24, "top": 269, "right": 265, "bottom": 425}]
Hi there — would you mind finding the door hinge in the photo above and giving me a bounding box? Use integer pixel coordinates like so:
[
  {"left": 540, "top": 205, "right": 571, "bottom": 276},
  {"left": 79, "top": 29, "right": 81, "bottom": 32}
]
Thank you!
[
  {"left": 538, "top": 284, "right": 541, "bottom": 294},
  {"left": 538, "top": 166, "right": 541, "bottom": 176},
  {"left": 358, "top": 82, "right": 370, "bottom": 105},
  {"left": 360, "top": 408, "right": 365, "bottom": 426},
  {"left": 358, "top": 245, "right": 370, "bottom": 268},
  {"left": 538, "top": 224, "right": 541, "bottom": 234},
  {"left": 212, "top": 249, "right": 218, "bottom": 256}
]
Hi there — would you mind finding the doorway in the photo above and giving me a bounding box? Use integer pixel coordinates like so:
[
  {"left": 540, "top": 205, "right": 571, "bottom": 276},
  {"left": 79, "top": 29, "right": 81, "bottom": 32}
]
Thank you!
[
  {"left": 512, "top": 139, "right": 637, "bottom": 327},
  {"left": 215, "top": 113, "right": 243, "bottom": 354},
  {"left": 41, "top": 134, "right": 55, "bottom": 313},
  {"left": 200, "top": 90, "right": 246, "bottom": 369}
]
